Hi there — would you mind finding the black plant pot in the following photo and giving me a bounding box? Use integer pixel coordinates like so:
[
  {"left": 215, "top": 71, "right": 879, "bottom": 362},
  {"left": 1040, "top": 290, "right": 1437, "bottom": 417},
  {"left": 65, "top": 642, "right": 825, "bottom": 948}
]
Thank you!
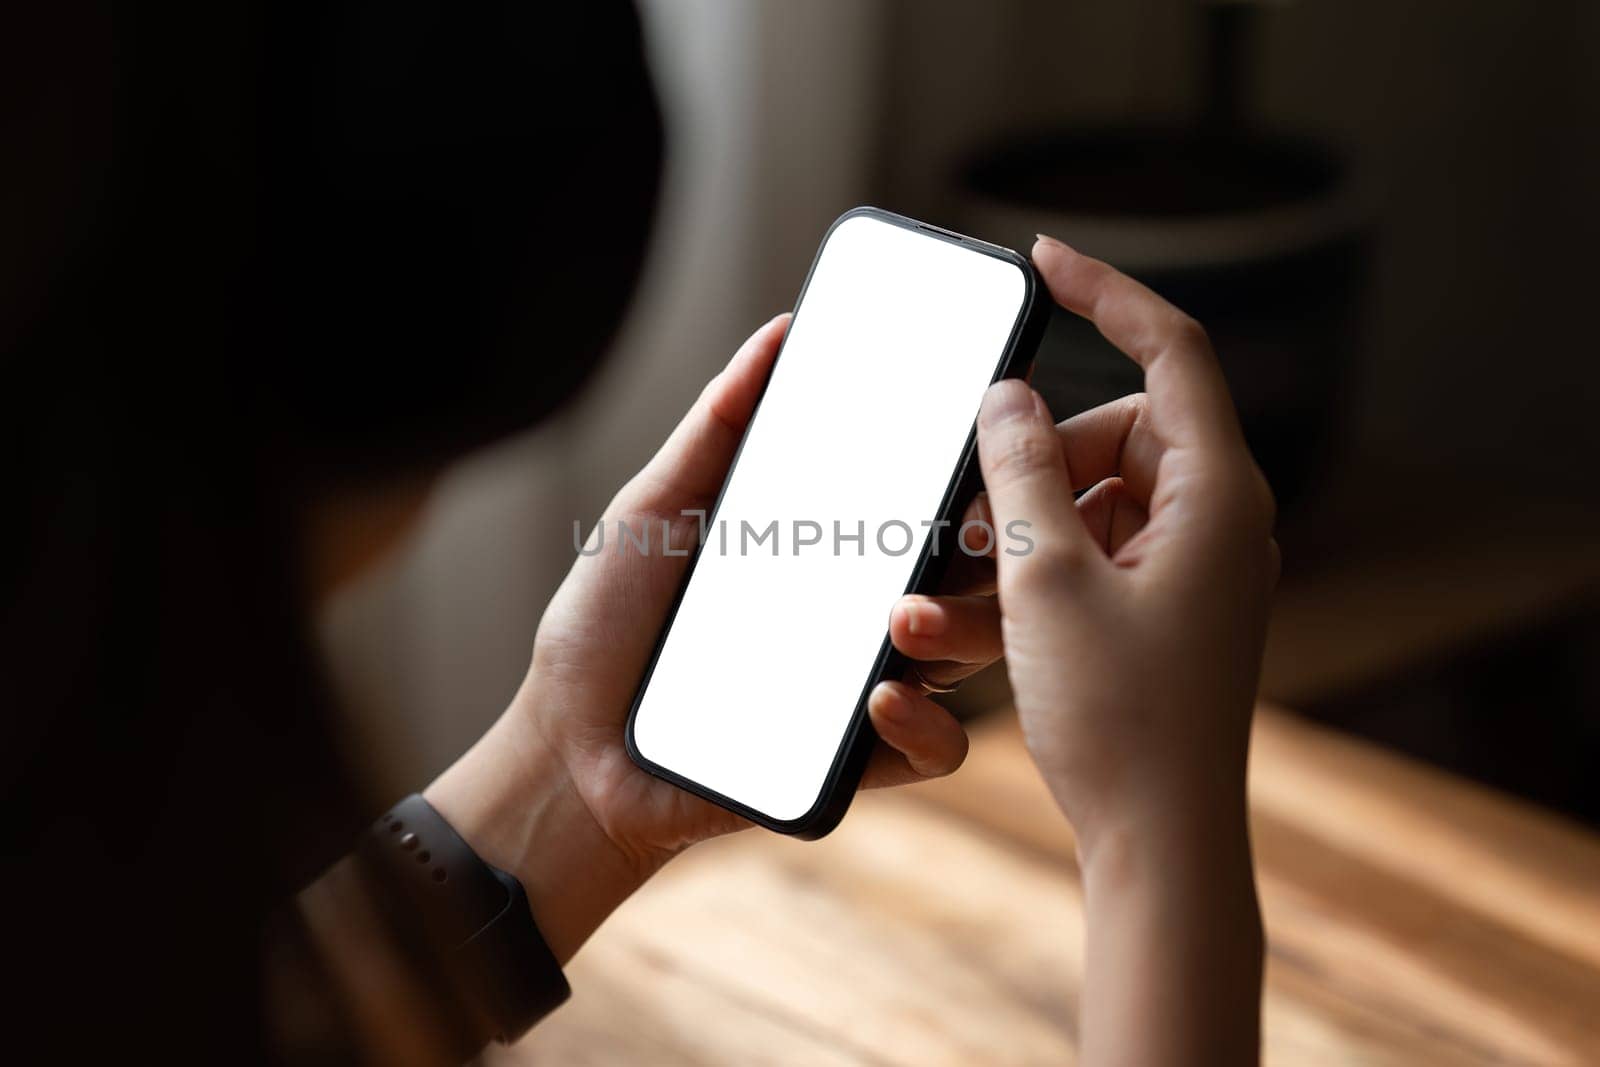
[{"left": 952, "top": 126, "right": 1370, "bottom": 516}]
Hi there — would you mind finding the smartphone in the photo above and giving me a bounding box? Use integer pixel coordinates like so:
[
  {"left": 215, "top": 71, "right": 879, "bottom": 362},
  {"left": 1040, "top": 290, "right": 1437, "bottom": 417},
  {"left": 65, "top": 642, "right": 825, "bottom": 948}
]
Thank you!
[{"left": 625, "top": 206, "right": 1048, "bottom": 838}]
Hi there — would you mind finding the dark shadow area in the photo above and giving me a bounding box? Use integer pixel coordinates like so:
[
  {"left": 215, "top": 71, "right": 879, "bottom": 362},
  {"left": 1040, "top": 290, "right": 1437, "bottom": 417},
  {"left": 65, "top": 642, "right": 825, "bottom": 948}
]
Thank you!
[{"left": 1303, "top": 606, "right": 1600, "bottom": 829}]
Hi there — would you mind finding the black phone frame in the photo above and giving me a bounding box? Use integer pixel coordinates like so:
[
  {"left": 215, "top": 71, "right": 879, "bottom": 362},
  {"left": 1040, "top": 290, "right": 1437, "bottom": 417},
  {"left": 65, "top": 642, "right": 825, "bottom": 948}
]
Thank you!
[{"left": 624, "top": 205, "right": 1050, "bottom": 838}]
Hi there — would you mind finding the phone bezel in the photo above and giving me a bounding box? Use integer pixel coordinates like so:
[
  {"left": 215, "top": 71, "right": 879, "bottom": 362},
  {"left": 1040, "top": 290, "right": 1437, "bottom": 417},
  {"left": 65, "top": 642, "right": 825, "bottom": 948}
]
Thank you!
[{"left": 623, "top": 205, "right": 1049, "bottom": 838}]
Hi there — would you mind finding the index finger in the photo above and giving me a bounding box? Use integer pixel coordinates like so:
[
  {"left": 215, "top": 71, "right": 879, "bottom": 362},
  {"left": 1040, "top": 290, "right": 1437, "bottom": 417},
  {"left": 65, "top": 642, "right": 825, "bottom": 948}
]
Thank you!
[
  {"left": 1032, "top": 236, "right": 1243, "bottom": 450},
  {"left": 976, "top": 379, "right": 1104, "bottom": 596}
]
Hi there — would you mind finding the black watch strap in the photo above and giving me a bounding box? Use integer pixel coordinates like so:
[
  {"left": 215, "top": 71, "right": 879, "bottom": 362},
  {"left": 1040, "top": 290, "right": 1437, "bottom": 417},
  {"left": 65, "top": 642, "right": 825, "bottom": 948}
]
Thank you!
[{"left": 356, "top": 794, "right": 569, "bottom": 1045}]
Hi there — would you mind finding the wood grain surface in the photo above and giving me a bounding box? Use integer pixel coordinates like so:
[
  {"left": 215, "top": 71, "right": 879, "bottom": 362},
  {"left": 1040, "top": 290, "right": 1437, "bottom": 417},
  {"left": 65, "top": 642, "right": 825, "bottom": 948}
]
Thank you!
[{"left": 495, "top": 707, "right": 1600, "bottom": 1066}]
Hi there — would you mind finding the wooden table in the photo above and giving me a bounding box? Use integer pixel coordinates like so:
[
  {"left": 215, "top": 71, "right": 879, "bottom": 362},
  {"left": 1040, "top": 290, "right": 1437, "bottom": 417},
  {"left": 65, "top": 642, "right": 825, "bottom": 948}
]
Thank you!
[{"left": 495, "top": 706, "right": 1600, "bottom": 1065}]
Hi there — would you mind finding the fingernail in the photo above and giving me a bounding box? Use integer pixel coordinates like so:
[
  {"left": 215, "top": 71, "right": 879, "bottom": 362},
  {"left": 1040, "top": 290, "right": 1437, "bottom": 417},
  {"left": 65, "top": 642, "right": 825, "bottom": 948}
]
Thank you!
[
  {"left": 966, "top": 495, "right": 993, "bottom": 551},
  {"left": 900, "top": 597, "right": 945, "bottom": 638},
  {"left": 1036, "top": 233, "right": 1075, "bottom": 255},
  {"left": 872, "top": 683, "right": 912, "bottom": 725},
  {"left": 980, "top": 379, "right": 1038, "bottom": 428},
  {"left": 974, "top": 492, "right": 993, "bottom": 530}
]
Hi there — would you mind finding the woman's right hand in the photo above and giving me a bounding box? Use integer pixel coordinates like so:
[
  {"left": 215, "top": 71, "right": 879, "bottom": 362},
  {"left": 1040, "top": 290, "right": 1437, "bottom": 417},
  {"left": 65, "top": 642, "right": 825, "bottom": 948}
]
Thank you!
[
  {"left": 889, "top": 235, "right": 1276, "bottom": 1065},
  {"left": 976, "top": 236, "right": 1279, "bottom": 849}
]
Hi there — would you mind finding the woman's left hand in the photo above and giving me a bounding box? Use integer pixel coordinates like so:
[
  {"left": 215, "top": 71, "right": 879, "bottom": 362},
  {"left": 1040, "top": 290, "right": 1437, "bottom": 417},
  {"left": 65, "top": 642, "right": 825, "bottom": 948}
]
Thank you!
[{"left": 426, "top": 314, "right": 987, "bottom": 961}]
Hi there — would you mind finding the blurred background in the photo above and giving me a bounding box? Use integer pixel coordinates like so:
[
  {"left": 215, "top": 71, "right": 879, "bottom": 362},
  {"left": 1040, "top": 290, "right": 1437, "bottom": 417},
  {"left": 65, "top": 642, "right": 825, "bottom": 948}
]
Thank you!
[{"left": 324, "top": 0, "right": 1600, "bottom": 834}]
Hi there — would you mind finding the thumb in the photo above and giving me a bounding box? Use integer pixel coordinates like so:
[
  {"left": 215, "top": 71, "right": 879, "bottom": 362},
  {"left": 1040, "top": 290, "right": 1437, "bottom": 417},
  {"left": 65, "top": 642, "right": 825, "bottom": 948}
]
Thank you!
[
  {"left": 618, "top": 313, "right": 788, "bottom": 516},
  {"left": 976, "top": 380, "right": 1105, "bottom": 611}
]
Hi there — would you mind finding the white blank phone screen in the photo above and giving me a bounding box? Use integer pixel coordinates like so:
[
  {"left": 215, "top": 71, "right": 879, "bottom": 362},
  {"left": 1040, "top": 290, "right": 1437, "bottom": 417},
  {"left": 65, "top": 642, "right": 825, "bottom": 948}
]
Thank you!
[{"left": 631, "top": 214, "right": 1028, "bottom": 823}]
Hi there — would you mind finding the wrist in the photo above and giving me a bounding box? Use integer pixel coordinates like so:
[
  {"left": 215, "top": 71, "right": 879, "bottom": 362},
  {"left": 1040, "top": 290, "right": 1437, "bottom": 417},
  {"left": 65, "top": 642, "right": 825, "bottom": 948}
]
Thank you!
[
  {"left": 424, "top": 710, "right": 649, "bottom": 964},
  {"left": 1075, "top": 782, "right": 1261, "bottom": 940},
  {"left": 1080, "top": 801, "right": 1253, "bottom": 881},
  {"left": 1051, "top": 737, "right": 1253, "bottom": 865},
  {"left": 1072, "top": 786, "right": 1265, "bottom": 1065},
  {"left": 1071, "top": 772, "right": 1252, "bottom": 882}
]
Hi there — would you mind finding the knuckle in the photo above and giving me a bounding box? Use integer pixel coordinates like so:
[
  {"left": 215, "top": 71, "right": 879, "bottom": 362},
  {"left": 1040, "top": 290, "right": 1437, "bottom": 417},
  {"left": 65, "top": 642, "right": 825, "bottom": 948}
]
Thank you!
[
  {"left": 985, "top": 427, "right": 1060, "bottom": 484},
  {"left": 699, "top": 388, "right": 744, "bottom": 443},
  {"left": 1173, "top": 312, "right": 1211, "bottom": 352},
  {"left": 1019, "top": 535, "right": 1094, "bottom": 581}
]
